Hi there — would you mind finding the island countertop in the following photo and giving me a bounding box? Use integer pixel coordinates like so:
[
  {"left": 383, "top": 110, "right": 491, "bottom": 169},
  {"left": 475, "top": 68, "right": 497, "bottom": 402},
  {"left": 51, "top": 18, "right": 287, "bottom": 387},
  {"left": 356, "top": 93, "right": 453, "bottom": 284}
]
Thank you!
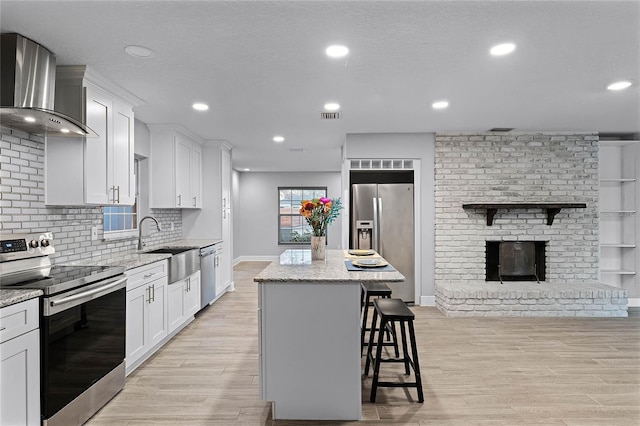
[{"left": 254, "top": 249, "right": 405, "bottom": 283}]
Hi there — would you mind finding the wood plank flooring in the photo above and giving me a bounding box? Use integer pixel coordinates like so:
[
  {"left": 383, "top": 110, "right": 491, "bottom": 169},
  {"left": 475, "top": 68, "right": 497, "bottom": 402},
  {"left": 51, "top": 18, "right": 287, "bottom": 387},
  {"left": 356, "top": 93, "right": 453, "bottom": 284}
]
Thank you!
[{"left": 88, "top": 261, "right": 640, "bottom": 425}]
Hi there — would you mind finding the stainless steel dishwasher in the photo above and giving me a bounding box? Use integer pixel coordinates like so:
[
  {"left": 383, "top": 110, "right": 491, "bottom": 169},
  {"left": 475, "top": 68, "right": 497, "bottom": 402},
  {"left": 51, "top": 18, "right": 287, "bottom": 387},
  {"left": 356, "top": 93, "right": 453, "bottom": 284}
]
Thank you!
[{"left": 200, "top": 244, "right": 218, "bottom": 309}]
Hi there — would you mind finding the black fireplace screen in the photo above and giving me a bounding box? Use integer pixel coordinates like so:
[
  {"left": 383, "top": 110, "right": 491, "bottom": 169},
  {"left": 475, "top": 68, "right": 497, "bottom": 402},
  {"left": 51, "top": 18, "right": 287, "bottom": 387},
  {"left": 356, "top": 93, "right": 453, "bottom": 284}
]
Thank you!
[{"left": 486, "top": 241, "right": 545, "bottom": 282}]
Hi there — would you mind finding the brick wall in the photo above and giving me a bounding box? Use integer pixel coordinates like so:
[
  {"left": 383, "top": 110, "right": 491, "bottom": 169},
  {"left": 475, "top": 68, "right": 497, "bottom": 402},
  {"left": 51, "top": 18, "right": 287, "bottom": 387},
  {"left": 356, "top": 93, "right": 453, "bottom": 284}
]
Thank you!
[
  {"left": 0, "top": 127, "right": 182, "bottom": 264},
  {"left": 434, "top": 133, "right": 599, "bottom": 284}
]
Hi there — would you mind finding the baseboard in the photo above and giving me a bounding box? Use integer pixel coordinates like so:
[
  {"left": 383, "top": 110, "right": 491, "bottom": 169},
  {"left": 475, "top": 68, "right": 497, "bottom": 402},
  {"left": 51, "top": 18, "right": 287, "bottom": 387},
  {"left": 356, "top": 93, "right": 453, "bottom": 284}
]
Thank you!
[
  {"left": 419, "top": 295, "right": 436, "bottom": 306},
  {"left": 234, "top": 255, "right": 279, "bottom": 265},
  {"left": 629, "top": 298, "right": 640, "bottom": 307}
]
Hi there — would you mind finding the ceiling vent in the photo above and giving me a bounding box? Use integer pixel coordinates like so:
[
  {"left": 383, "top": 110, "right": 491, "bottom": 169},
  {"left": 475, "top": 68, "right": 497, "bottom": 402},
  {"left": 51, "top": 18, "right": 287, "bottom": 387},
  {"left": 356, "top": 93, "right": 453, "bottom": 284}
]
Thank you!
[
  {"left": 288, "top": 148, "right": 305, "bottom": 152},
  {"left": 489, "top": 127, "right": 514, "bottom": 132},
  {"left": 320, "top": 111, "right": 341, "bottom": 120}
]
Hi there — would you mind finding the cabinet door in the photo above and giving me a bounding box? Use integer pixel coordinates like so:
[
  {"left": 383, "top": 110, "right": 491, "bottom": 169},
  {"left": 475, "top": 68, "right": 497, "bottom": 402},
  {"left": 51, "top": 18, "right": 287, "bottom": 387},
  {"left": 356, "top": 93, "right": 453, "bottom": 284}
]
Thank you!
[
  {"left": 215, "top": 252, "right": 226, "bottom": 294},
  {"left": 184, "top": 272, "right": 201, "bottom": 317},
  {"left": 0, "top": 329, "right": 40, "bottom": 426},
  {"left": 148, "top": 280, "right": 168, "bottom": 347},
  {"left": 175, "top": 137, "right": 191, "bottom": 208},
  {"left": 84, "top": 84, "right": 112, "bottom": 204},
  {"left": 112, "top": 101, "right": 135, "bottom": 205},
  {"left": 190, "top": 146, "right": 202, "bottom": 208},
  {"left": 167, "top": 281, "right": 185, "bottom": 334},
  {"left": 126, "top": 284, "right": 149, "bottom": 367}
]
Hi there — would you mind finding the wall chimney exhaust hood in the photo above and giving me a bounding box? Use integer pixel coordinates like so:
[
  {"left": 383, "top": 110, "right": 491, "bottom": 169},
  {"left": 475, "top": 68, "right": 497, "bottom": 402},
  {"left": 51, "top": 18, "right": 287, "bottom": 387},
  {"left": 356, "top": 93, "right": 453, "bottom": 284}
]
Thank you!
[{"left": 0, "top": 33, "right": 96, "bottom": 137}]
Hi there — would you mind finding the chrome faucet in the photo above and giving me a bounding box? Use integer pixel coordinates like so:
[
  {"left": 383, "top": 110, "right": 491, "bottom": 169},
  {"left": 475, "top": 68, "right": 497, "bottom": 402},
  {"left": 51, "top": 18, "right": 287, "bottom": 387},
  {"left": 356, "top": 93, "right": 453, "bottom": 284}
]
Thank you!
[{"left": 137, "top": 216, "right": 162, "bottom": 250}]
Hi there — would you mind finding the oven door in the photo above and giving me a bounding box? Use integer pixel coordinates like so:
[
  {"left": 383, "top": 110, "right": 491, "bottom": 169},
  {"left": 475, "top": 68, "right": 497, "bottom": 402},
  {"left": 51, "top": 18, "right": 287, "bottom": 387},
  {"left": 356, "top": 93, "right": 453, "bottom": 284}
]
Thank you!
[{"left": 41, "top": 275, "right": 126, "bottom": 421}]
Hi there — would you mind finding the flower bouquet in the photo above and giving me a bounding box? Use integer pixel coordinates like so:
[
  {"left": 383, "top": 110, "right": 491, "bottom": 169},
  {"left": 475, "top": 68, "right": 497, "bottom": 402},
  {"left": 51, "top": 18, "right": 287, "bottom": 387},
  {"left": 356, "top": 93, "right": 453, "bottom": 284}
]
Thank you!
[{"left": 299, "top": 197, "right": 343, "bottom": 259}]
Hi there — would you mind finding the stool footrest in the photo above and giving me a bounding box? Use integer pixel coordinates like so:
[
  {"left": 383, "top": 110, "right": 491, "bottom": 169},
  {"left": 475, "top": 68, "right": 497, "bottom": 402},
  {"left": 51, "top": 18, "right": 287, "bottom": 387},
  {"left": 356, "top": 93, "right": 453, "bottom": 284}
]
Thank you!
[{"left": 376, "top": 381, "right": 421, "bottom": 388}]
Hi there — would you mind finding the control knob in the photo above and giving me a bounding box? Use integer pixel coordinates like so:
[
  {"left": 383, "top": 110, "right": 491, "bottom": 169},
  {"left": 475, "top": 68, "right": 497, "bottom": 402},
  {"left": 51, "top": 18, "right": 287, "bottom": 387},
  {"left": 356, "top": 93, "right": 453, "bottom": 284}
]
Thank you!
[
  {"left": 40, "top": 239, "right": 50, "bottom": 247},
  {"left": 29, "top": 240, "right": 39, "bottom": 248}
]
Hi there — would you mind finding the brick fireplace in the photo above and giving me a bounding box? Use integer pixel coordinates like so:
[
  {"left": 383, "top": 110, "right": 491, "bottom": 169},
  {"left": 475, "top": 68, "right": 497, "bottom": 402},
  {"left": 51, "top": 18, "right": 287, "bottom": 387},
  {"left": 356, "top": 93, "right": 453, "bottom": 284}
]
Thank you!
[{"left": 434, "top": 133, "right": 627, "bottom": 317}]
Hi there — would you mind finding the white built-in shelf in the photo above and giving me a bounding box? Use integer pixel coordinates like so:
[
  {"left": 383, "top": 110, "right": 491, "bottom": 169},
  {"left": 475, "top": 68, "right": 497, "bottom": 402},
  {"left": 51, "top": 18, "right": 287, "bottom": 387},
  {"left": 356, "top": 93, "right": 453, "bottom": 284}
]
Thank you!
[
  {"left": 600, "top": 243, "right": 637, "bottom": 248},
  {"left": 601, "top": 269, "right": 637, "bottom": 275},
  {"left": 600, "top": 178, "right": 637, "bottom": 183},
  {"left": 600, "top": 140, "right": 640, "bottom": 146}
]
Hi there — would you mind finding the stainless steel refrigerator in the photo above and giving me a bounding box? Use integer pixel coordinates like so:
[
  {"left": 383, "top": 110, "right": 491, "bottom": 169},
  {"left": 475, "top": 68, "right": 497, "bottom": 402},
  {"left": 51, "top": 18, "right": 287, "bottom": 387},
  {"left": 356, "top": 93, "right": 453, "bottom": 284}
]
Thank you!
[{"left": 351, "top": 183, "right": 415, "bottom": 302}]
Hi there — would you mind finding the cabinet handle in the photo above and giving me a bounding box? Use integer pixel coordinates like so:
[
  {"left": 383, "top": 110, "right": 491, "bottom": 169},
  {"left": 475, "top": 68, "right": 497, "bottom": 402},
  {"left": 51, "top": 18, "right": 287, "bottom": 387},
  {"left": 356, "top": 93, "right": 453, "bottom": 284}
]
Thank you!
[
  {"left": 146, "top": 286, "right": 151, "bottom": 304},
  {"left": 223, "top": 198, "right": 226, "bottom": 209},
  {"left": 0, "top": 326, "right": 6, "bottom": 331},
  {"left": 193, "top": 196, "right": 197, "bottom": 207},
  {"left": 223, "top": 209, "right": 226, "bottom": 219},
  {"left": 116, "top": 186, "right": 121, "bottom": 204},
  {"left": 177, "top": 194, "right": 182, "bottom": 206},
  {"left": 151, "top": 284, "right": 155, "bottom": 302},
  {"left": 143, "top": 272, "right": 156, "bottom": 279}
]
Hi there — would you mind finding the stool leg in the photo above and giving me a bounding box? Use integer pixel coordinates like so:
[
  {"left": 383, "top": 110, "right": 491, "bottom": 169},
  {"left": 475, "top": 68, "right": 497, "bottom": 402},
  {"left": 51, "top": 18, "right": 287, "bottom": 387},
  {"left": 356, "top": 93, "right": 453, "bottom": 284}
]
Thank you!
[
  {"left": 370, "top": 317, "right": 387, "bottom": 403},
  {"left": 399, "top": 320, "right": 410, "bottom": 375},
  {"left": 364, "top": 307, "right": 378, "bottom": 376},
  {"left": 390, "top": 320, "right": 400, "bottom": 357},
  {"left": 408, "top": 320, "right": 424, "bottom": 403},
  {"left": 361, "top": 292, "right": 372, "bottom": 355}
]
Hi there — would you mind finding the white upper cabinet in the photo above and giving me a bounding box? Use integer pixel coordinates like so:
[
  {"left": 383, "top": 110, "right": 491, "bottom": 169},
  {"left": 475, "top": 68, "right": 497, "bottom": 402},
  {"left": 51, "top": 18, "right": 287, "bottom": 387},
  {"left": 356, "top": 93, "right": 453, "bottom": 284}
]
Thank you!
[
  {"left": 45, "top": 66, "right": 141, "bottom": 206},
  {"left": 148, "top": 125, "right": 203, "bottom": 209}
]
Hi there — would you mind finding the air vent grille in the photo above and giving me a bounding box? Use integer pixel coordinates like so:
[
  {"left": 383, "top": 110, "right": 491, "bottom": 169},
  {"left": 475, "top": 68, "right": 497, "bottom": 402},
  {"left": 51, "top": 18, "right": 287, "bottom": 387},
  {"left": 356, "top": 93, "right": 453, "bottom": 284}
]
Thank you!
[
  {"left": 288, "top": 148, "right": 305, "bottom": 152},
  {"left": 349, "top": 159, "right": 414, "bottom": 170},
  {"left": 489, "top": 127, "right": 514, "bottom": 132},
  {"left": 320, "top": 111, "right": 341, "bottom": 120}
]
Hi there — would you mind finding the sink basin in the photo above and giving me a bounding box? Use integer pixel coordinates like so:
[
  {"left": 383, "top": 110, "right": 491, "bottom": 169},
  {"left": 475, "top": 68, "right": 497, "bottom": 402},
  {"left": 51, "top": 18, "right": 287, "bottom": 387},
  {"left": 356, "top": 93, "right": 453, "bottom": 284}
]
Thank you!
[
  {"left": 144, "top": 247, "right": 194, "bottom": 255},
  {"left": 142, "top": 246, "right": 200, "bottom": 283}
]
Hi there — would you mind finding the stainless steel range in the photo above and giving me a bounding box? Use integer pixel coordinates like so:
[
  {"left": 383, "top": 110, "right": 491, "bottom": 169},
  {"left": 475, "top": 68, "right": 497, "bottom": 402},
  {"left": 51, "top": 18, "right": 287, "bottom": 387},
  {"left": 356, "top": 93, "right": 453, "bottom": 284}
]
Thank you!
[{"left": 0, "top": 232, "right": 127, "bottom": 426}]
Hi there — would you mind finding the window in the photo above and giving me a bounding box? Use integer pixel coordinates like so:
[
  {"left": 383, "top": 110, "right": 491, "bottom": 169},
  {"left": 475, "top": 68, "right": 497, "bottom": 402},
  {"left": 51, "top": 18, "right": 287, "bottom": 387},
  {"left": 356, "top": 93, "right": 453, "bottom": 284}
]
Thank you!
[
  {"left": 103, "top": 159, "right": 138, "bottom": 239},
  {"left": 279, "top": 187, "right": 327, "bottom": 244}
]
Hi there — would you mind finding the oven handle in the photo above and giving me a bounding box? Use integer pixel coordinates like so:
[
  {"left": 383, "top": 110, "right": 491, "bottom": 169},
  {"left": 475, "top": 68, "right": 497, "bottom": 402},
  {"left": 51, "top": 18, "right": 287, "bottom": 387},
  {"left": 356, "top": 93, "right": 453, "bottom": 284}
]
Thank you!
[{"left": 44, "top": 276, "right": 127, "bottom": 316}]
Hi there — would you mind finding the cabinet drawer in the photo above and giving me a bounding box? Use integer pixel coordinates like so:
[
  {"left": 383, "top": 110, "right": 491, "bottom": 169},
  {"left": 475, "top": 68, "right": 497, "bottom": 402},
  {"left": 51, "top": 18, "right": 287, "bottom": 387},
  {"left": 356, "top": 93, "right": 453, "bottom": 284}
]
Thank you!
[
  {"left": 126, "top": 260, "right": 168, "bottom": 291},
  {"left": 0, "top": 298, "right": 39, "bottom": 344}
]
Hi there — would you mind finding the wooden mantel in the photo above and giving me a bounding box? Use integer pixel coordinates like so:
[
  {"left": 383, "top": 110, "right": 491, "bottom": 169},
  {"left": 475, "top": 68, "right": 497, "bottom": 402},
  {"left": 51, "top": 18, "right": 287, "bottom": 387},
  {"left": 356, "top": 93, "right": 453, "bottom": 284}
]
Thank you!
[{"left": 462, "top": 203, "right": 587, "bottom": 226}]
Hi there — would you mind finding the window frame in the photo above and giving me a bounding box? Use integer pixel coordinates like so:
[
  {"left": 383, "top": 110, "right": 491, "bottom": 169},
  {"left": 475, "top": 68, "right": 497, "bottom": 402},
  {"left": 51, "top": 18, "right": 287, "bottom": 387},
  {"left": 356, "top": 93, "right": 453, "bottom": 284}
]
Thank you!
[{"left": 278, "top": 186, "right": 327, "bottom": 245}]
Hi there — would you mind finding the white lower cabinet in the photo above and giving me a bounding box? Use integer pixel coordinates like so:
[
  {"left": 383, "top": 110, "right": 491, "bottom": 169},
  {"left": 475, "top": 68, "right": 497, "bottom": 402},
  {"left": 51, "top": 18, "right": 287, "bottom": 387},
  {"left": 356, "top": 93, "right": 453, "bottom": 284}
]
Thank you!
[
  {"left": 0, "top": 298, "right": 40, "bottom": 426},
  {"left": 125, "top": 261, "right": 169, "bottom": 374},
  {"left": 168, "top": 271, "right": 201, "bottom": 334}
]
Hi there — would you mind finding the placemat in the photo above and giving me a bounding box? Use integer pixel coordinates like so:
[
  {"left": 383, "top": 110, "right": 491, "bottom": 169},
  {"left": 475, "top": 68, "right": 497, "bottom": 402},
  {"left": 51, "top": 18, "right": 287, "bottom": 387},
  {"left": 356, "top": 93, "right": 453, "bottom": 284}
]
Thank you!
[{"left": 345, "top": 260, "right": 396, "bottom": 272}]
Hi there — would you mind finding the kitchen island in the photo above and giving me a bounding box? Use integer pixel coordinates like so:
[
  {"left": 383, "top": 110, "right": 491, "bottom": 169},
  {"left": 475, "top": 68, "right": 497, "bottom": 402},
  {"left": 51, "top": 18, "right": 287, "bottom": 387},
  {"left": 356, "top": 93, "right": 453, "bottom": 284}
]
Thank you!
[{"left": 254, "top": 249, "right": 404, "bottom": 421}]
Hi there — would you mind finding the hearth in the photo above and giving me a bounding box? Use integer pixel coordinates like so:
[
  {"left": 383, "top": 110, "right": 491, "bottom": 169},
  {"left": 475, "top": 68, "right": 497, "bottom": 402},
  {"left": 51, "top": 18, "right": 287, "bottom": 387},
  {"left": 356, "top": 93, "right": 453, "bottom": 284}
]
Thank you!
[{"left": 486, "top": 241, "right": 545, "bottom": 282}]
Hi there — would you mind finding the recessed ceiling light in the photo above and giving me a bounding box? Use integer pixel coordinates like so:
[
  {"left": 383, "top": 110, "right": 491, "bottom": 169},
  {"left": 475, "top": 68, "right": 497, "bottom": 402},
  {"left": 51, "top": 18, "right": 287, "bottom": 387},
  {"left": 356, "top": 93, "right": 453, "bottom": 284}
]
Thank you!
[
  {"left": 124, "top": 45, "right": 155, "bottom": 58},
  {"left": 490, "top": 43, "right": 516, "bottom": 56},
  {"left": 432, "top": 101, "right": 449, "bottom": 109},
  {"left": 24, "top": 116, "right": 36, "bottom": 123},
  {"left": 607, "top": 80, "right": 633, "bottom": 91},
  {"left": 273, "top": 136, "right": 285, "bottom": 143},
  {"left": 192, "top": 103, "right": 209, "bottom": 111},
  {"left": 326, "top": 45, "right": 349, "bottom": 58},
  {"left": 324, "top": 102, "right": 340, "bottom": 111}
]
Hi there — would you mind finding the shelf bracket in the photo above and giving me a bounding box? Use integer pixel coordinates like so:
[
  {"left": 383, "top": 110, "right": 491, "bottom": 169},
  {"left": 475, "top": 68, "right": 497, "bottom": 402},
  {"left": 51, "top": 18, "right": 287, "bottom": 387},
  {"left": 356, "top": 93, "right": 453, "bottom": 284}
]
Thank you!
[{"left": 546, "top": 208, "right": 562, "bottom": 225}]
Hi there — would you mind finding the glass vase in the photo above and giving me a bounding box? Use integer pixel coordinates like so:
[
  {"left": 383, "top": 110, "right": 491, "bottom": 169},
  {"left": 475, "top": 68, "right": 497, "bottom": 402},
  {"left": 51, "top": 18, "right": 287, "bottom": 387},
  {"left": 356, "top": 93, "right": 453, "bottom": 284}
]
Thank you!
[{"left": 310, "top": 236, "right": 326, "bottom": 261}]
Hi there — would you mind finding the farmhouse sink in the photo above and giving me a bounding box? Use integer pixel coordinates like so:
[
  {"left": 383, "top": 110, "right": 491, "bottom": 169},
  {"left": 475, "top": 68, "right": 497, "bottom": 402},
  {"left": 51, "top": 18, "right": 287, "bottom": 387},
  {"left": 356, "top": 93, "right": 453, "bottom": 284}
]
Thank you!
[{"left": 143, "top": 246, "right": 199, "bottom": 283}]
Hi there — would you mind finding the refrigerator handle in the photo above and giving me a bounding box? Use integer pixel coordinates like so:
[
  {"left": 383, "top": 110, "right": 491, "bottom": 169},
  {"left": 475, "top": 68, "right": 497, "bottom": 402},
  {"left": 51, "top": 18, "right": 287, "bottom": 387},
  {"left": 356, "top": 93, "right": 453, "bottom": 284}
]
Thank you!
[
  {"left": 377, "top": 197, "right": 383, "bottom": 253},
  {"left": 372, "top": 197, "right": 379, "bottom": 252}
]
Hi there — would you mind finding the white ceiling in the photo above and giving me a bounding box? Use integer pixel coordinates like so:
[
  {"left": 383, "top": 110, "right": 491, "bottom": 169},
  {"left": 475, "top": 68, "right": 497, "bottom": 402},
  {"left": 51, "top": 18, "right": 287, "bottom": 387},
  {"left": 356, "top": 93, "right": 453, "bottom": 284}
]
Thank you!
[{"left": 2, "top": 1, "right": 638, "bottom": 172}]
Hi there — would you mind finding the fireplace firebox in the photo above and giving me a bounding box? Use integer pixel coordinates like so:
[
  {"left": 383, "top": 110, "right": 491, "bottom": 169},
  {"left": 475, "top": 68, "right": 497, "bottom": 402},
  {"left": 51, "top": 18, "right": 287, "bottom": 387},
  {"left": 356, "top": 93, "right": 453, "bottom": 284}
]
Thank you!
[{"left": 486, "top": 241, "right": 545, "bottom": 282}]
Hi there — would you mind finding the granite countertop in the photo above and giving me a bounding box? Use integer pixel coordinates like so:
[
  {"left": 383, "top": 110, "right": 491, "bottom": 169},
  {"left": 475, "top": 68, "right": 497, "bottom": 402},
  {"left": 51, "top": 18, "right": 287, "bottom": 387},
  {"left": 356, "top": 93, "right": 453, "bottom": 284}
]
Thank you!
[
  {"left": 0, "top": 288, "right": 43, "bottom": 308},
  {"left": 62, "top": 238, "right": 223, "bottom": 270},
  {"left": 254, "top": 249, "right": 405, "bottom": 283}
]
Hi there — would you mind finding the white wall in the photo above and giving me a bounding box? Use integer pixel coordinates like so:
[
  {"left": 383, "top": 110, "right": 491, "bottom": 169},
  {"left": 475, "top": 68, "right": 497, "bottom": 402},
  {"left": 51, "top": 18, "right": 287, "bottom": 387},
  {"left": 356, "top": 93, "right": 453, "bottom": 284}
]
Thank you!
[
  {"left": 234, "top": 171, "right": 343, "bottom": 259},
  {"left": 344, "top": 132, "right": 435, "bottom": 303}
]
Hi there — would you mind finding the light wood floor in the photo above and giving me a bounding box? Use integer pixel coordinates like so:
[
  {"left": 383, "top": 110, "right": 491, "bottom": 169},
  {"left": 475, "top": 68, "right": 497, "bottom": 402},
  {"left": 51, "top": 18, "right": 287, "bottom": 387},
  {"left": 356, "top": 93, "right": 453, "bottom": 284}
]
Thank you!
[{"left": 88, "top": 261, "right": 640, "bottom": 425}]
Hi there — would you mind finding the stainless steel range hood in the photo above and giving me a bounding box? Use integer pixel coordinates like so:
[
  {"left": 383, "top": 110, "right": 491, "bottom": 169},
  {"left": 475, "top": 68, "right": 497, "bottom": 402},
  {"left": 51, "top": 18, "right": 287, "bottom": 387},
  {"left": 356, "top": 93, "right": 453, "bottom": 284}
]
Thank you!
[{"left": 0, "top": 33, "right": 96, "bottom": 137}]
